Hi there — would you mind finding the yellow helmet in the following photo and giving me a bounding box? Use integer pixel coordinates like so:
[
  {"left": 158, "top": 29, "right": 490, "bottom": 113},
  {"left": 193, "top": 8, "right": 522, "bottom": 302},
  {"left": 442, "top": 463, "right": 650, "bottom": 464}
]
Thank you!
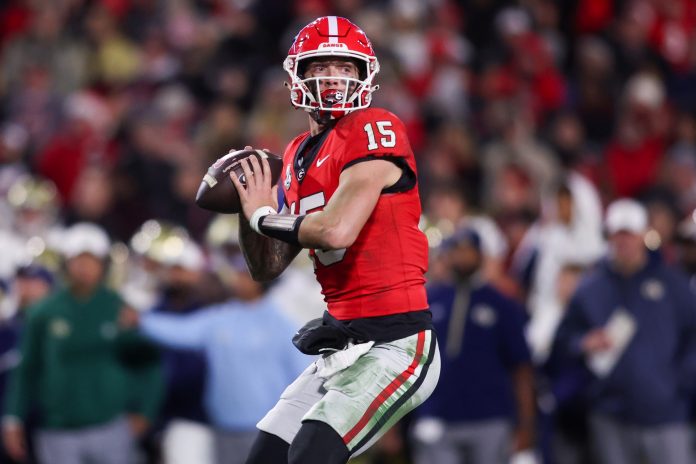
[{"left": 130, "top": 220, "right": 204, "bottom": 270}]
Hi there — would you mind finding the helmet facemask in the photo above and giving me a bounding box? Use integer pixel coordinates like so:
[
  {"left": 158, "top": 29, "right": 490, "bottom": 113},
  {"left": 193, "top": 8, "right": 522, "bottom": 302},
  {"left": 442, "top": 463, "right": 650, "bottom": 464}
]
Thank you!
[{"left": 284, "top": 52, "right": 379, "bottom": 123}]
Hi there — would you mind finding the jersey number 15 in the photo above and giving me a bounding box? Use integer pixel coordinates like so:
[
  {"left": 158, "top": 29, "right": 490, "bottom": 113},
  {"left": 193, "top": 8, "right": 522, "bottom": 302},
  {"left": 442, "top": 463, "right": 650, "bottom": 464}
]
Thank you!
[{"left": 364, "top": 121, "right": 396, "bottom": 150}]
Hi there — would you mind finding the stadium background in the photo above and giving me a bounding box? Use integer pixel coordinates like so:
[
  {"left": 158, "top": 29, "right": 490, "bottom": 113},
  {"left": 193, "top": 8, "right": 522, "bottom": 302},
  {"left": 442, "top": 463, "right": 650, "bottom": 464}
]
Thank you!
[{"left": 1, "top": 0, "right": 696, "bottom": 463}]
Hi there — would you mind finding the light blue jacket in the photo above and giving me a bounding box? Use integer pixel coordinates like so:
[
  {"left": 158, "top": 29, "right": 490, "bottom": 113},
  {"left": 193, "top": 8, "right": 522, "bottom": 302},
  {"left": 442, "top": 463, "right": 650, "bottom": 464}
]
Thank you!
[{"left": 140, "top": 296, "right": 309, "bottom": 430}]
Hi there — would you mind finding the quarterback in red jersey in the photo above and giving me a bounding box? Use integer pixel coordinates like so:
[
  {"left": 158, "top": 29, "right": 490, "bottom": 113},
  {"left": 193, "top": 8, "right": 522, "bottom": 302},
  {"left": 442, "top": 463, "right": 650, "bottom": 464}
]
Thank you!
[
  {"left": 229, "top": 16, "right": 440, "bottom": 464},
  {"left": 281, "top": 106, "right": 429, "bottom": 320}
]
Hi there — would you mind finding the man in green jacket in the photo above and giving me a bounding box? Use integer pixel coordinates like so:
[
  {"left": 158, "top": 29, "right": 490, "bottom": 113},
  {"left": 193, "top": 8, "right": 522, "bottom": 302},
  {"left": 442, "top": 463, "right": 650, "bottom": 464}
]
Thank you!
[{"left": 2, "top": 223, "right": 163, "bottom": 464}]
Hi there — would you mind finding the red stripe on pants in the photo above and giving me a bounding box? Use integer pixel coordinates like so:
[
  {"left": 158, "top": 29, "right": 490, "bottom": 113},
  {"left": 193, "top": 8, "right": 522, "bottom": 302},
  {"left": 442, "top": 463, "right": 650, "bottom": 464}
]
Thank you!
[{"left": 342, "top": 331, "right": 426, "bottom": 445}]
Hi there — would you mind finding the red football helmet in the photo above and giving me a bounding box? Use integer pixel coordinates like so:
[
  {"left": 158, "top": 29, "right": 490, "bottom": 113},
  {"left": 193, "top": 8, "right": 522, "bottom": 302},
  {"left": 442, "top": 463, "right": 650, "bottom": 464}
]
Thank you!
[{"left": 284, "top": 16, "right": 380, "bottom": 122}]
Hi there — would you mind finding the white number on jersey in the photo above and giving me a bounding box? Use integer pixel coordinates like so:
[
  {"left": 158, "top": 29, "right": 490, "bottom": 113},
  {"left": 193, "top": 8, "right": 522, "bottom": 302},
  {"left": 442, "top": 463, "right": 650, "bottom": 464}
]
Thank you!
[
  {"left": 364, "top": 121, "right": 396, "bottom": 150},
  {"left": 289, "top": 192, "right": 347, "bottom": 266}
]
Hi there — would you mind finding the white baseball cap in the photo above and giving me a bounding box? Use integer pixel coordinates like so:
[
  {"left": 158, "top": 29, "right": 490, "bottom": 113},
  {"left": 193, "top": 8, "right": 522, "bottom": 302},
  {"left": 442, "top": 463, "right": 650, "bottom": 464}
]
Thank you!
[
  {"left": 62, "top": 222, "right": 111, "bottom": 259},
  {"left": 605, "top": 199, "right": 648, "bottom": 235}
]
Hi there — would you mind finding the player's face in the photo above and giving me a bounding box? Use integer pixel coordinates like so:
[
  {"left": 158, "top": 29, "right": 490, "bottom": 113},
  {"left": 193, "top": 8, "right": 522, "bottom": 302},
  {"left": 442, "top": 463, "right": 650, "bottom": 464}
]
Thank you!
[{"left": 304, "top": 59, "right": 359, "bottom": 94}]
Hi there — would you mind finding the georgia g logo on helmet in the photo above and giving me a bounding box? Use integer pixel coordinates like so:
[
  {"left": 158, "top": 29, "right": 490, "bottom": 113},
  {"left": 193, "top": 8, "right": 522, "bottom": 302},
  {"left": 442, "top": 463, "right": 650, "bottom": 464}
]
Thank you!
[{"left": 283, "top": 16, "right": 380, "bottom": 123}]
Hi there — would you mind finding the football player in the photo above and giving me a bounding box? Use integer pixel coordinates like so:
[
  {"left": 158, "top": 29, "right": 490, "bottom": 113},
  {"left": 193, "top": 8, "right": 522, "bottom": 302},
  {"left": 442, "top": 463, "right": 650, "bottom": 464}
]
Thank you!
[{"left": 229, "top": 16, "right": 441, "bottom": 464}]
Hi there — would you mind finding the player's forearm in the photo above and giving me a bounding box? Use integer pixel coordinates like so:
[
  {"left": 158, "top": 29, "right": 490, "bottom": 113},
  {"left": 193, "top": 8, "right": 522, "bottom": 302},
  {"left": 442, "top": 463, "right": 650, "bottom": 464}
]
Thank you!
[
  {"left": 239, "top": 217, "right": 300, "bottom": 280},
  {"left": 255, "top": 202, "right": 366, "bottom": 251},
  {"left": 297, "top": 166, "right": 383, "bottom": 250},
  {"left": 299, "top": 210, "right": 356, "bottom": 250}
]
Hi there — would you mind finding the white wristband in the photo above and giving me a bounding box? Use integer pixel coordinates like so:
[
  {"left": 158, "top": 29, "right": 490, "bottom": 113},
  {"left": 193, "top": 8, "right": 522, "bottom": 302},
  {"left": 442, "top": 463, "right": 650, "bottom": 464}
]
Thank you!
[{"left": 250, "top": 206, "right": 276, "bottom": 234}]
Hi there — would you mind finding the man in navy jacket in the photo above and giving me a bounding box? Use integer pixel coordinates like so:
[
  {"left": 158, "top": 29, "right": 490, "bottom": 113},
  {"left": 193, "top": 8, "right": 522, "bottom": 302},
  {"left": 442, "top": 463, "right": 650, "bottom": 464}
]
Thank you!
[
  {"left": 552, "top": 199, "right": 696, "bottom": 464},
  {"left": 413, "top": 228, "right": 536, "bottom": 464}
]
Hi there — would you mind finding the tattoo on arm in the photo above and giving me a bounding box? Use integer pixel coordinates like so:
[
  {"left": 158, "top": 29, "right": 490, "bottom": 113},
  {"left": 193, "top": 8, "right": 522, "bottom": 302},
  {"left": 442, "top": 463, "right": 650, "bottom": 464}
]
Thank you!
[{"left": 239, "top": 218, "right": 302, "bottom": 281}]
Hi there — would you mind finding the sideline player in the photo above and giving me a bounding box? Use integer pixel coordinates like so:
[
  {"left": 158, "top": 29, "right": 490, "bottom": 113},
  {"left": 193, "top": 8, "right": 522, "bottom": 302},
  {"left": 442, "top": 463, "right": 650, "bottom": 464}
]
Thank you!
[{"left": 228, "top": 16, "right": 441, "bottom": 464}]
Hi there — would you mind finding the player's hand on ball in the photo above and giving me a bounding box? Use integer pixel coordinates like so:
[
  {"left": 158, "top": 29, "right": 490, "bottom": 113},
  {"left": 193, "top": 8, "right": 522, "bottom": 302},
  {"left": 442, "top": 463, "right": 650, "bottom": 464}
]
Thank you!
[
  {"left": 195, "top": 146, "right": 283, "bottom": 214},
  {"left": 229, "top": 152, "right": 279, "bottom": 221}
]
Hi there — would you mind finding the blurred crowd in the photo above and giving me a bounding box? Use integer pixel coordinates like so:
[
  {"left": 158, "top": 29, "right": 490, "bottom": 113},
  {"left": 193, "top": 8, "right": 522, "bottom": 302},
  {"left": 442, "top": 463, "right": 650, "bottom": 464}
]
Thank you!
[{"left": 1, "top": 0, "right": 696, "bottom": 463}]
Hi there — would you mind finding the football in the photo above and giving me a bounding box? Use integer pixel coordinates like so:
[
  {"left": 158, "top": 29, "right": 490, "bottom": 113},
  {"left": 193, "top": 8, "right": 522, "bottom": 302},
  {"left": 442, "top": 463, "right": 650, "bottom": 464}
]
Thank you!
[{"left": 195, "top": 149, "right": 284, "bottom": 214}]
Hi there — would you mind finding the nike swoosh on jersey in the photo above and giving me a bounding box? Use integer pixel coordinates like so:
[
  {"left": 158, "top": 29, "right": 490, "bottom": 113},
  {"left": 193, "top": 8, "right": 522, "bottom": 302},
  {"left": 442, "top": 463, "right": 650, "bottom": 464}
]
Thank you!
[{"left": 316, "top": 155, "right": 331, "bottom": 167}]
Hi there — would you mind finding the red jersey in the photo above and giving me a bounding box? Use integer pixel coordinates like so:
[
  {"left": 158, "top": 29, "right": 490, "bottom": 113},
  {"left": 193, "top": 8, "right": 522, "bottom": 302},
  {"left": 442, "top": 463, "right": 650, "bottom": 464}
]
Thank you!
[{"left": 281, "top": 108, "right": 428, "bottom": 320}]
